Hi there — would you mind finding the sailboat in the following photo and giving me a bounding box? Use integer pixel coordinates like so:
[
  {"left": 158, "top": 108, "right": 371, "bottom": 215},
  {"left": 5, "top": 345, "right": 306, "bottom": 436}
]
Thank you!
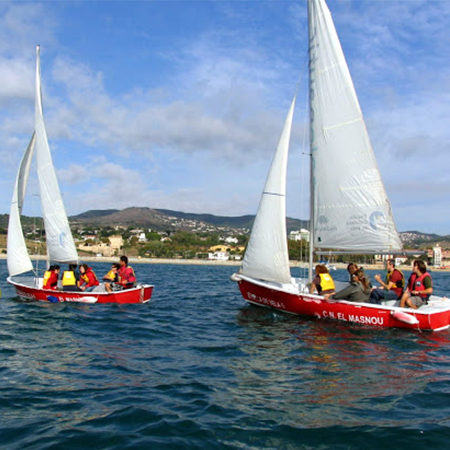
[
  {"left": 6, "top": 46, "right": 153, "bottom": 304},
  {"left": 232, "top": 0, "right": 450, "bottom": 331}
]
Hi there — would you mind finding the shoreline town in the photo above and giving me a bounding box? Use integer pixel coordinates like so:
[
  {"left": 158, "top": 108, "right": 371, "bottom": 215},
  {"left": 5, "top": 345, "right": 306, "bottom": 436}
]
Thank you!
[{"left": 2, "top": 254, "right": 449, "bottom": 272}]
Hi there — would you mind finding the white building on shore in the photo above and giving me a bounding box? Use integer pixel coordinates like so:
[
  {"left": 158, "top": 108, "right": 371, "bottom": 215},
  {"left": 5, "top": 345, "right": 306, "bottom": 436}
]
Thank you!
[{"left": 288, "top": 229, "right": 310, "bottom": 242}]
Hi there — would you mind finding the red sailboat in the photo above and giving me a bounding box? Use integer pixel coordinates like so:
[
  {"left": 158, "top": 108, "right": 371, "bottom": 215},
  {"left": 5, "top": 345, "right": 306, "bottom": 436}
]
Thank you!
[
  {"left": 6, "top": 46, "right": 153, "bottom": 304},
  {"left": 232, "top": 0, "right": 450, "bottom": 331}
]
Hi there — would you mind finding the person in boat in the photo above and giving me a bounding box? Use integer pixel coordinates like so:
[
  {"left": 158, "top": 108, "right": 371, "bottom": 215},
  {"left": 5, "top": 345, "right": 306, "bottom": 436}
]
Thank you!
[
  {"left": 310, "top": 264, "right": 336, "bottom": 296},
  {"left": 118, "top": 255, "right": 137, "bottom": 289},
  {"left": 43, "top": 265, "right": 60, "bottom": 290},
  {"left": 369, "top": 258, "right": 405, "bottom": 304},
  {"left": 103, "top": 263, "right": 120, "bottom": 293},
  {"left": 399, "top": 259, "right": 433, "bottom": 309},
  {"left": 347, "top": 262, "right": 372, "bottom": 288},
  {"left": 324, "top": 269, "right": 371, "bottom": 303},
  {"left": 78, "top": 264, "right": 100, "bottom": 292},
  {"left": 62, "top": 264, "right": 81, "bottom": 292}
]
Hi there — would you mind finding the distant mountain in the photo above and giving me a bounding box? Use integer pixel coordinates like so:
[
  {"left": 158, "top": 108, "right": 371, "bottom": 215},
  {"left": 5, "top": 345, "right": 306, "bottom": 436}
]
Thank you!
[
  {"left": 71, "top": 209, "right": 119, "bottom": 220},
  {"left": 399, "top": 231, "right": 450, "bottom": 246},
  {"left": 154, "top": 209, "right": 255, "bottom": 229},
  {"left": 68, "top": 207, "right": 308, "bottom": 233},
  {"left": 70, "top": 207, "right": 166, "bottom": 227}
]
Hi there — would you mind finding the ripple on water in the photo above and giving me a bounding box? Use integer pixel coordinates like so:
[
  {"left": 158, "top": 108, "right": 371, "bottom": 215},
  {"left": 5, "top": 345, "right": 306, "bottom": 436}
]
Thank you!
[{"left": 2, "top": 264, "right": 450, "bottom": 449}]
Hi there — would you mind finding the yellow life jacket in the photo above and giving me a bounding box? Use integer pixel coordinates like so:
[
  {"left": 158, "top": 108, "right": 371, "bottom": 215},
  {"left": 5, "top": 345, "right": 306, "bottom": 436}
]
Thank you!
[
  {"left": 105, "top": 270, "right": 116, "bottom": 281},
  {"left": 43, "top": 270, "right": 52, "bottom": 286},
  {"left": 386, "top": 269, "right": 405, "bottom": 289},
  {"left": 319, "top": 273, "right": 335, "bottom": 291},
  {"left": 80, "top": 273, "right": 89, "bottom": 284},
  {"left": 62, "top": 270, "right": 76, "bottom": 286}
]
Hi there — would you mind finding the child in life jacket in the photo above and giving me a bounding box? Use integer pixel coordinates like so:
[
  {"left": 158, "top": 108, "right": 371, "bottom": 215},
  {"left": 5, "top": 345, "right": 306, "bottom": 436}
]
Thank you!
[
  {"left": 43, "top": 265, "right": 60, "bottom": 290},
  {"left": 103, "top": 263, "right": 120, "bottom": 292}
]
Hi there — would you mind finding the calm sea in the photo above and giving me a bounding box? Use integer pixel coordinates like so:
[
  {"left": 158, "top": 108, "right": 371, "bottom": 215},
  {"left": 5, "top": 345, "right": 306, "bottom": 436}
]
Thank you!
[{"left": 1, "top": 260, "right": 450, "bottom": 449}]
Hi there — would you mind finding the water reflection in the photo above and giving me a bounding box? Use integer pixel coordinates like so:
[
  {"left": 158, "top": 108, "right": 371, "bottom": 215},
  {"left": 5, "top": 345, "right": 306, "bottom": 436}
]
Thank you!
[{"left": 232, "top": 305, "right": 450, "bottom": 428}]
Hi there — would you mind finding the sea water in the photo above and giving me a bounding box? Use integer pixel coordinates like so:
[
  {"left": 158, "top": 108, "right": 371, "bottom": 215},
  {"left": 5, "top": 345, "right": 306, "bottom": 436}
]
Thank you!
[{"left": 1, "top": 260, "right": 450, "bottom": 449}]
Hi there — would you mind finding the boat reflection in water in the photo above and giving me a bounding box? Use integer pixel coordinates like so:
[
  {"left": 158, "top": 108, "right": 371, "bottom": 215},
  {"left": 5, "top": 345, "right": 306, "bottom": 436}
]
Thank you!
[{"left": 229, "top": 305, "right": 450, "bottom": 428}]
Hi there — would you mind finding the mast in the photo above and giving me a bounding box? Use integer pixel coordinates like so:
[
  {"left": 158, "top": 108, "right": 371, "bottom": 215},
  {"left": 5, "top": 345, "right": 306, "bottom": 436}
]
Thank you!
[{"left": 307, "top": 0, "right": 315, "bottom": 282}]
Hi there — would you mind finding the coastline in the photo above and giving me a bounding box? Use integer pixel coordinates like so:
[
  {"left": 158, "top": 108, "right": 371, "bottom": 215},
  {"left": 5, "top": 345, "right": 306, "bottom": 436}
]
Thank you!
[{"left": 1, "top": 254, "right": 449, "bottom": 272}]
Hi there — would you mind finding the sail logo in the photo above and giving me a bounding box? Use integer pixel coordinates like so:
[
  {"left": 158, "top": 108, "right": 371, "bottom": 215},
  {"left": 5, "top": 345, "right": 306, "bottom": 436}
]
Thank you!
[
  {"left": 369, "top": 211, "right": 388, "bottom": 231},
  {"left": 59, "top": 232, "right": 66, "bottom": 247}
]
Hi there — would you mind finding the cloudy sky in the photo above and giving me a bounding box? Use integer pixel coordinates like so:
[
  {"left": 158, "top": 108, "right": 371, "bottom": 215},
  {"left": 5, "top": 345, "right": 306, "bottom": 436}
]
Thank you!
[{"left": 1, "top": 0, "right": 449, "bottom": 234}]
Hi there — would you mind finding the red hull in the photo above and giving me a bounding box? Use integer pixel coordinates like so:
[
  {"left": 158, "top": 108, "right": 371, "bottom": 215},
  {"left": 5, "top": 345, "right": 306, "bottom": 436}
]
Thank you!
[
  {"left": 237, "top": 277, "right": 450, "bottom": 332},
  {"left": 8, "top": 277, "right": 153, "bottom": 304}
]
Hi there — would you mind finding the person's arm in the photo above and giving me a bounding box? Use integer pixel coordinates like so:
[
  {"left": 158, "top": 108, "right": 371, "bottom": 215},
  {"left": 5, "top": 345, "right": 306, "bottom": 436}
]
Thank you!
[
  {"left": 309, "top": 275, "right": 320, "bottom": 294},
  {"left": 374, "top": 273, "right": 394, "bottom": 290},
  {"left": 333, "top": 284, "right": 356, "bottom": 300}
]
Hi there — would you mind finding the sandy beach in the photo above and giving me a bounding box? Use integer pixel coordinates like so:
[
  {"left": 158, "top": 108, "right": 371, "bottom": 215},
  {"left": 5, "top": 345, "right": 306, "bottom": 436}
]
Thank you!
[{"left": 3, "top": 253, "right": 448, "bottom": 271}]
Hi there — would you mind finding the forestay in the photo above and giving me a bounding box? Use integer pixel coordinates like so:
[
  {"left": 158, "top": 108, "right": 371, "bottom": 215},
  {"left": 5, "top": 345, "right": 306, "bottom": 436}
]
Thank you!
[
  {"left": 308, "top": 0, "right": 402, "bottom": 253},
  {"left": 241, "top": 97, "right": 296, "bottom": 284}
]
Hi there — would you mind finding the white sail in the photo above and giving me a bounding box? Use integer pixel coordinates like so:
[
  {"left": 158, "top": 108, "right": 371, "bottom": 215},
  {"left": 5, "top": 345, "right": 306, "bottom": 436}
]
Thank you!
[
  {"left": 7, "top": 133, "right": 36, "bottom": 276},
  {"left": 308, "top": 0, "right": 402, "bottom": 252},
  {"left": 34, "top": 46, "right": 78, "bottom": 264},
  {"left": 241, "top": 97, "right": 296, "bottom": 284}
]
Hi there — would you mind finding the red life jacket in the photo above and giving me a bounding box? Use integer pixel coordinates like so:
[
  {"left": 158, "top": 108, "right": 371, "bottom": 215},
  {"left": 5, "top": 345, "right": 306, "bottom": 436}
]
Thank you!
[
  {"left": 407, "top": 273, "right": 418, "bottom": 292},
  {"left": 411, "top": 272, "right": 431, "bottom": 300},
  {"left": 44, "top": 271, "right": 58, "bottom": 290}
]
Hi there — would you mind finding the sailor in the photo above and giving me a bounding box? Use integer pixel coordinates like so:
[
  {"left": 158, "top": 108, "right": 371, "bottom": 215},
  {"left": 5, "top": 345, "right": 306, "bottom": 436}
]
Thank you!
[
  {"left": 43, "top": 265, "right": 60, "bottom": 290},
  {"left": 62, "top": 264, "right": 81, "bottom": 291},
  {"left": 79, "top": 264, "right": 100, "bottom": 292},
  {"left": 103, "top": 263, "right": 120, "bottom": 292},
  {"left": 369, "top": 259, "right": 405, "bottom": 304},
  {"left": 310, "top": 264, "right": 336, "bottom": 296},
  {"left": 118, "top": 255, "right": 137, "bottom": 289},
  {"left": 400, "top": 260, "right": 433, "bottom": 309}
]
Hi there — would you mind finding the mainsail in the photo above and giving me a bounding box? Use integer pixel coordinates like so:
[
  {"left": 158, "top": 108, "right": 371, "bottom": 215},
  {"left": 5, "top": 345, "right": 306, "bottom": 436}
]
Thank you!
[
  {"left": 308, "top": 0, "right": 402, "bottom": 253},
  {"left": 241, "top": 97, "right": 296, "bottom": 284},
  {"left": 34, "top": 46, "right": 78, "bottom": 264}
]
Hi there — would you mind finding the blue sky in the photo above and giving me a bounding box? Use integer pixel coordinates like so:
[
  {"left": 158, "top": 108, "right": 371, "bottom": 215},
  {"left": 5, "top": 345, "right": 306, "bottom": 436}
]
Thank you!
[{"left": 1, "top": 0, "right": 450, "bottom": 234}]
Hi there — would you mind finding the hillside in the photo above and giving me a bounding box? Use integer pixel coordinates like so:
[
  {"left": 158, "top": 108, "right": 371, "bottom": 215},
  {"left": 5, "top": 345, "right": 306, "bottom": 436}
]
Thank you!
[
  {"left": 69, "top": 207, "right": 308, "bottom": 233},
  {"left": 3, "top": 207, "right": 450, "bottom": 247}
]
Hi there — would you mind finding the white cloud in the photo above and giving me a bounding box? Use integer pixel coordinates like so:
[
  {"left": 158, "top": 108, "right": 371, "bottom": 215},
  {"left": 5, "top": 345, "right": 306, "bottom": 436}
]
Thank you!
[{"left": 1, "top": 1, "right": 450, "bottom": 234}]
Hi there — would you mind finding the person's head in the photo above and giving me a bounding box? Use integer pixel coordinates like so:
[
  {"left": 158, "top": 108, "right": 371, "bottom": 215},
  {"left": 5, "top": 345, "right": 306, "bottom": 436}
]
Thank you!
[
  {"left": 120, "top": 255, "right": 128, "bottom": 267},
  {"left": 79, "top": 264, "right": 88, "bottom": 274},
  {"left": 353, "top": 269, "right": 369, "bottom": 289},
  {"left": 413, "top": 259, "right": 427, "bottom": 275},
  {"left": 111, "top": 263, "right": 120, "bottom": 272},
  {"left": 69, "top": 264, "right": 77, "bottom": 271},
  {"left": 315, "top": 264, "right": 329, "bottom": 275},
  {"left": 347, "top": 263, "right": 358, "bottom": 275},
  {"left": 54, "top": 265, "right": 60, "bottom": 273},
  {"left": 386, "top": 259, "right": 395, "bottom": 271}
]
